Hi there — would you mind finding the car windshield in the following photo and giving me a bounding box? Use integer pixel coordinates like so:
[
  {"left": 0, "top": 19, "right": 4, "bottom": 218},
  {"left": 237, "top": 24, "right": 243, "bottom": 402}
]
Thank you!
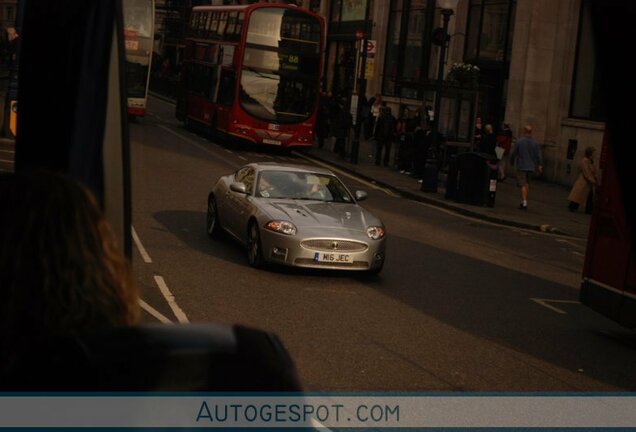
[{"left": 256, "top": 170, "right": 354, "bottom": 203}]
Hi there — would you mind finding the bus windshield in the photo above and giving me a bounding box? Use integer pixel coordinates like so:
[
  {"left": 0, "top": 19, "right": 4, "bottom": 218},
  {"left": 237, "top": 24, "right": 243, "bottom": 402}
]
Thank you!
[
  {"left": 239, "top": 8, "right": 321, "bottom": 123},
  {"left": 123, "top": 0, "right": 153, "bottom": 38}
]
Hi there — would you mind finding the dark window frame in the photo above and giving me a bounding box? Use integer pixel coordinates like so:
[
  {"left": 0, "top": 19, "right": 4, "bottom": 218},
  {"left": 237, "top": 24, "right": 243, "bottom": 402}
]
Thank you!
[
  {"left": 382, "top": 0, "right": 436, "bottom": 99},
  {"left": 568, "top": 0, "right": 605, "bottom": 122},
  {"left": 463, "top": 0, "right": 515, "bottom": 66}
]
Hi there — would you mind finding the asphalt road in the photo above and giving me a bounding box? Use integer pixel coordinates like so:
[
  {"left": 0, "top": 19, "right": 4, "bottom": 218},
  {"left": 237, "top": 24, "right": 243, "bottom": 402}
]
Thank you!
[{"left": 130, "top": 96, "right": 636, "bottom": 391}]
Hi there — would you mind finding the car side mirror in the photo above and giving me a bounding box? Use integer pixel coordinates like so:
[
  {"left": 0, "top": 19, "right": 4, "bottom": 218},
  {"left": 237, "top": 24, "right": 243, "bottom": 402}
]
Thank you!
[
  {"left": 230, "top": 182, "right": 247, "bottom": 194},
  {"left": 355, "top": 190, "right": 368, "bottom": 201}
]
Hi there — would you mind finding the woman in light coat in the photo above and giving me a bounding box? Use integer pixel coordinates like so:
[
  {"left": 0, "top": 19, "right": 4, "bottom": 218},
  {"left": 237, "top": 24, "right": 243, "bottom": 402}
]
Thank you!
[{"left": 568, "top": 146, "right": 598, "bottom": 213}]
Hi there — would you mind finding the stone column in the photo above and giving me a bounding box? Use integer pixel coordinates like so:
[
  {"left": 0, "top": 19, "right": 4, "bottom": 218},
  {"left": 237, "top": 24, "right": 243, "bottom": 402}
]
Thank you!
[{"left": 504, "top": 0, "right": 580, "bottom": 181}]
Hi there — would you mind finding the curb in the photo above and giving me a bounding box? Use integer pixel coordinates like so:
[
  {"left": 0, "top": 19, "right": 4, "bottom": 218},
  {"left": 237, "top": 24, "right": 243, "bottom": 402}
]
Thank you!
[{"left": 294, "top": 150, "right": 578, "bottom": 239}]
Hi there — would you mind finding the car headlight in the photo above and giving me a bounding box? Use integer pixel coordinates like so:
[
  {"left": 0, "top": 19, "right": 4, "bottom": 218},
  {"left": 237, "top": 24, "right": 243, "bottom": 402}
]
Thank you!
[
  {"left": 366, "top": 226, "right": 385, "bottom": 240},
  {"left": 265, "top": 220, "right": 297, "bottom": 236}
]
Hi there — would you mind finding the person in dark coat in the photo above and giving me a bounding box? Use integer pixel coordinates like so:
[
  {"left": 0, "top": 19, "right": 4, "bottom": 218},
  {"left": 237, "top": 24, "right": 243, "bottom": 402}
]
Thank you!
[
  {"left": 413, "top": 123, "right": 430, "bottom": 178},
  {"left": 397, "top": 107, "right": 418, "bottom": 174},
  {"left": 479, "top": 123, "right": 497, "bottom": 156},
  {"left": 331, "top": 102, "right": 352, "bottom": 158},
  {"left": 315, "top": 92, "right": 330, "bottom": 149},
  {"left": 374, "top": 106, "right": 396, "bottom": 167}
]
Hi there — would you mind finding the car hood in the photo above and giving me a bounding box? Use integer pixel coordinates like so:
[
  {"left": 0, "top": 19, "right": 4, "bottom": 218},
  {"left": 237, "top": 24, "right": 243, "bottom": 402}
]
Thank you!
[{"left": 259, "top": 200, "right": 382, "bottom": 232}]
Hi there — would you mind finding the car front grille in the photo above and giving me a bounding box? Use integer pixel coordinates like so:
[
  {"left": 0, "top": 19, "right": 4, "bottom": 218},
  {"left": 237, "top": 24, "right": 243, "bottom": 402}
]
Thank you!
[
  {"left": 300, "top": 239, "right": 368, "bottom": 252},
  {"left": 294, "top": 258, "right": 369, "bottom": 269}
]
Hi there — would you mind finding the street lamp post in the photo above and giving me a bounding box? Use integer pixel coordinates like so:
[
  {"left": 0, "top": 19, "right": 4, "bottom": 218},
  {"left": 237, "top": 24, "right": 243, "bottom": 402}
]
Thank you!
[{"left": 421, "top": 0, "right": 458, "bottom": 192}]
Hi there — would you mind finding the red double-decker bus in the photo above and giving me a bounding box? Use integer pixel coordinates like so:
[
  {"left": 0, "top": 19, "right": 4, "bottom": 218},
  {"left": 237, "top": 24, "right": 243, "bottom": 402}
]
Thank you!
[
  {"left": 123, "top": 0, "right": 155, "bottom": 117},
  {"left": 176, "top": 3, "right": 324, "bottom": 148},
  {"left": 580, "top": 130, "right": 636, "bottom": 329}
]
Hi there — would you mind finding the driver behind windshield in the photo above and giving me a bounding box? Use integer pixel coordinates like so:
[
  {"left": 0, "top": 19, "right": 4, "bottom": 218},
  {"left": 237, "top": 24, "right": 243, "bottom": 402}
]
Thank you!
[{"left": 304, "top": 174, "right": 330, "bottom": 200}]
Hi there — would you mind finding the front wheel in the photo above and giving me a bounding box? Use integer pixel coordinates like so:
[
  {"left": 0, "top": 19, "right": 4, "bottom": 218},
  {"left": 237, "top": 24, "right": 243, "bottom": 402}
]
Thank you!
[
  {"left": 206, "top": 195, "right": 222, "bottom": 238},
  {"left": 247, "top": 221, "right": 265, "bottom": 269},
  {"left": 368, "top": 261, "right": 384, "bottom": 275}
]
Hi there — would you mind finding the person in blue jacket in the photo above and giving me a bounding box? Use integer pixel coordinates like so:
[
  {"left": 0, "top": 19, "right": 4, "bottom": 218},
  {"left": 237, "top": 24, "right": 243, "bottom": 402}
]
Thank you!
[{"left": 510, "top": 125, "right": 543, "bottom": 210}]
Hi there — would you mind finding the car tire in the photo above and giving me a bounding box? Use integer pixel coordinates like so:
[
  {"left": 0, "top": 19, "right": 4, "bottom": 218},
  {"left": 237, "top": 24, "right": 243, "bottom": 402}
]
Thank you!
[
  {"left": 247, "top": 221, "right": 265, "bottom": 269},
  {"left": 368, "top": 261, "right": 384, "bottom": 275},
  {"left": 206, "top": 194, "right": 222, "bottom": 238}
]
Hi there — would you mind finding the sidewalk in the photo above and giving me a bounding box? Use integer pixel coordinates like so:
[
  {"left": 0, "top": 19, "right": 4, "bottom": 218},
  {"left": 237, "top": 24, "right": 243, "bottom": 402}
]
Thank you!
[{"left": 297, "top": 137, "right": 591, "bottom": 239}]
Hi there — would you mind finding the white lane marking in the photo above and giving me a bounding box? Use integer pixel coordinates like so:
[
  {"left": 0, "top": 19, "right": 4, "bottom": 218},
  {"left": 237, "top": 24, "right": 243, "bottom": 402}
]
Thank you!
[
  {"left": 530, "top": 298, "right": 580, "bottom": 315},
  {"left": 157, "top": 124, "right": 240, "bottom": 169},
  {"left": 225, "top": 149, "right": 233, "bottom": 154},
  {"left": 154, "top": 275, "right": 190, "bottom": 323},
  {"left": 571, "top": 251, "right": 585, "bottom": 256},
  {"left": 0, "top": 149, "right": 14, "bottom": 154},
  {"left": 238, "top": 155, "right": 248, "bottom": 161},
  {"left": 0, "top": 158, "right": 14, "bottom": 163},
  {"left": 132, "top": 226, "right": 153, "bottom": 263},
  {"left": 262, "top": 154, "right": 274, "bottom": 159},
  {"left": 556, "top": 238, "right": 586, "bottom": 249},
  {"left": 293, "top": 151, "right": 399, "bottom": 197},
  {"left": 139, "top": 299, "right": 173, "bottom": 324}
]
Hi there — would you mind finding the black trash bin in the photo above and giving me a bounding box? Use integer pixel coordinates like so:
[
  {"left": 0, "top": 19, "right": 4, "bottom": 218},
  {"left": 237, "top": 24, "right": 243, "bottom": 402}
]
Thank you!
[
  {"left": 420, "top": 152, "right": 439, "bottom": 192},
  {"left": 445, "top": 154, "right": 459, "bottom": 200},
  {"left": 455, "top": 152, "right": 498, "bottom": 207}
]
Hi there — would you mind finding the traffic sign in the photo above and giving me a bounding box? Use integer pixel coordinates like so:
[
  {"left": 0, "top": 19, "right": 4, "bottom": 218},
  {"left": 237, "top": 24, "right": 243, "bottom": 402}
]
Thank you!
[{"left": 360, "top": 39, "right": 376, "bottom": 55}]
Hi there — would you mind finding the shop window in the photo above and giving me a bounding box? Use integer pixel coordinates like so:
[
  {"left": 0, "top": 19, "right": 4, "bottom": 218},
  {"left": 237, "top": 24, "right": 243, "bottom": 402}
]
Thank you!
[
  {"left": 382, "top": 2, "right": 402, "bottom": 96},
  {"left": 570, "top": 0, "right": 605, "bottom": 121},
  {"left": 464, "top": 0, "right": 515, "bottom": 63}
]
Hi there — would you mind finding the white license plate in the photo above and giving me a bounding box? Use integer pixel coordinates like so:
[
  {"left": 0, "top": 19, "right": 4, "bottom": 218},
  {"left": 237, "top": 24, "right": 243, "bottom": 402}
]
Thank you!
[
  {"left": 263, "top": 138, "right": 282, "bottom": 146},
  {"left": 313, "top": 252, "right": 354, "bottom": 263}
]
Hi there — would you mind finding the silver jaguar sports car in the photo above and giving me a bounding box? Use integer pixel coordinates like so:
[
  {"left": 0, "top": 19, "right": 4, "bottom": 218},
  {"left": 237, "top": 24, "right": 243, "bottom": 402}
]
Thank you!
[{"left": 206, "top": 163, "right": 386, "bottom": 273}]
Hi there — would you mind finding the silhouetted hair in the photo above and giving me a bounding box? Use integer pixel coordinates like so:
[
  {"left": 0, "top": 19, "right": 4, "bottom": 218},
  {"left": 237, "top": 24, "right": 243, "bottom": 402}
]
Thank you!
[
  {"left": 585, "top": 146, "right": 596, "bottom": 158},
  {"left": 0, "top": 171, "right": 139, "bottom": 366}
]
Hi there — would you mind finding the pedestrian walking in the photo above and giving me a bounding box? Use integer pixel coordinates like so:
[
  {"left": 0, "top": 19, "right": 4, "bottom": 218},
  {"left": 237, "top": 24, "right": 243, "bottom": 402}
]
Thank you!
[
  {"left": 374, "top": 106, "right": 396, "bottom": 167},
  {"left": 509, "top": 125, "right": 543, "bottom": 210},
  {"left": 496, "top": 122, "right": 513, "bottom": 181},
  {"left": 413, "top": 122, "right": 431, "bottom": 180},
  {"left": 568, "top": 146, "right": 598, "bottom": 213},
  {"left": 368, "top": 94, "right": 383, "bottom": 139},
  {"left": 396, "top": 107, "right": 411, "bottom": 172}
]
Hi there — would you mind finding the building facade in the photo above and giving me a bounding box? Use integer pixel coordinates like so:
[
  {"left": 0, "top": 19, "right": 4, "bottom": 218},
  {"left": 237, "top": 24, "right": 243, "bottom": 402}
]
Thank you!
[
  {"left": 0, "top": 0, "right": 16, "bottom": 30},
  {"left": 320, "top": 0, "right": 604, "bottom": 186},
  {"left": 155, "top": 0, "right": 602, "bottom": 186}
]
